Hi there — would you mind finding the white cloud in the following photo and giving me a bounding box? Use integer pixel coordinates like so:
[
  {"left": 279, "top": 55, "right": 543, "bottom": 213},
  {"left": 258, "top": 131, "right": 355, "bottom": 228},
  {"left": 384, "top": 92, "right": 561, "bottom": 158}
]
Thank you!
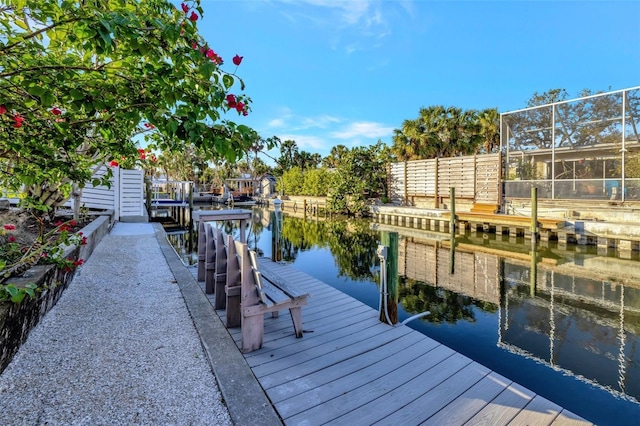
[
  {"left": 260, "top": 109, "right": 393, "bottom": 158},
  {"left": 267, "top": 118, "right": 286, "bottom": 128},
  {"left": 298, "top": 114, "right": 341, "bottom": 129},
  {"left": 331, "top": 121, "right": 394, "bottom": 139},
  {"left": 295, "top": 0, "right": 371, "bottom": 25},
  {"left": 273, "top": 0, "right": 401, "bottom": 54},
  {"left": 278, "top": 134, "right": 328, "bottom": 151},
  {"left": 266, "top": 107, "right": 293, "bottom": 128}
]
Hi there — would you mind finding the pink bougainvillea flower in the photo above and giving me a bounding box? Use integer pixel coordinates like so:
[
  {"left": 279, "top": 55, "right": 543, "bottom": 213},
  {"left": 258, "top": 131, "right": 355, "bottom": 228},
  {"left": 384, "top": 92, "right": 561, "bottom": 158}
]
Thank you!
[
  {"left": 73, "top": 259, "right": 84, "bottom": 267},
  {"left": 8, "top": 236, "right": 16, "bottom": 243},
  {"left": 0, "top": 105, "right": 6, "bottom": 115},
  {"left": 51, "top": 107, "right": 62, "bottom": 115},
  {"left": 232, "top": 55, "right": 243, "bottom": 66},
  {"left": 235, "top": 102, "right": 245, "bottom": 113},
  {"left": 181, "top": 2, "right": 189, "bottom": 13},
  {"left": 3, "top": 224, "right": 16, "bottom": 230},
  {"left": 70, "top": 220, "right": 77, "bottom": 226},
  {"left": 242, "top": 110, "right": 248, "bottom": 116},
  {"left": 205, "top": 48, "right": 216, "bottom": 60},
  {"left": 109, "top": 160, "right": 119, "bottom": 167},
  {"left": 189, "top": 11, "right": 198, "bottom": 21},
  {"left": 13, "top": 115, "right": 24, "bottom": 128},
  {"left": 191, "top": 41, "right": 198, "bottom": 49},
  {"left": 138, "top": 148, "right": 145, "bottom": 154}
]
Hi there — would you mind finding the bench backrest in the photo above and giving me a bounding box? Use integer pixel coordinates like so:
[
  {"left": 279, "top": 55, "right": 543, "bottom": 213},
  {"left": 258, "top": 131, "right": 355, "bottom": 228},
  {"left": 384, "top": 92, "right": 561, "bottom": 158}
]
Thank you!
[
  {"left": 214, "top": 226, "right": 227, "bottom": 276},
  {"left": 225, "top": 234, "right": 241, "bottom": 287},
  {"left": 233, "top": 240, "right": 269, "bottom": 305},
  {"left": 205, "top": 223, "right": 216, "bottom": 266}
]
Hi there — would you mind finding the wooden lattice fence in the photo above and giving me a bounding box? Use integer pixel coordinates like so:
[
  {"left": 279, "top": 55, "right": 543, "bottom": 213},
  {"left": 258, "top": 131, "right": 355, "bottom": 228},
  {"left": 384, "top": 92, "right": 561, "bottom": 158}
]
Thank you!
[
  {"left": 388, "top": 153, "right": 502, "bottom": 207},
  {"left": 398, "top": 238, "right": 501, "bottom": 305}
]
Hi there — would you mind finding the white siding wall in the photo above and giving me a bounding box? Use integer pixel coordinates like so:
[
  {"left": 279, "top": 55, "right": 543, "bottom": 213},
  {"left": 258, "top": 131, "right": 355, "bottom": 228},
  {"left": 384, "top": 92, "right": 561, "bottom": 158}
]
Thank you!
[
  {"left": 80, "top": 165, "right": 116, "bottom": 210},
  {"left": 3, "top": 166, "right": 146, "bottom": 221}
]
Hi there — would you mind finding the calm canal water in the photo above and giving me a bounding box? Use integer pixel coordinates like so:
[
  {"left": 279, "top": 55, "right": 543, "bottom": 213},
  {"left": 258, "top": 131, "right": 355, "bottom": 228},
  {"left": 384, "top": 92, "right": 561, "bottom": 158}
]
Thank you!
[{"left": 162, "top": 205, "right": 640, "bottom": 425}]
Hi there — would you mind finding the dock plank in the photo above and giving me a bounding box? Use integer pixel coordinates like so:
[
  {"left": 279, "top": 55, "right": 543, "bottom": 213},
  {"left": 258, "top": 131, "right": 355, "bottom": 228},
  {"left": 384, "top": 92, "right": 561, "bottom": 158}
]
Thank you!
[
  {"left": 278, "top": 342, "right": 454, "bottom": 421},
  {"left": 422, "top": 371, "right": 513, "bottom": 425},
  {"left": 345, "top": 360, "right": 489, "bottom": 425},
  {"left": 257, "top": 325, "right": 414, "bottom": 388},
  {"left": 246, "top": 318, "right": 382, "bottom": 368},
  {"left": 553, "top": 410, "right": 593, "bottom": 426},
  {"left": 464, "top": 383, "right": 534, "bottom": 425},
  {"left": 508, "top": 395, "right": 562, "bottom": 425},
  {"left": 267, "top": 331, "right": 431, "bottom": 404},
  {"left": 301, "top": 351, "right": 473, "bottom": 425}
]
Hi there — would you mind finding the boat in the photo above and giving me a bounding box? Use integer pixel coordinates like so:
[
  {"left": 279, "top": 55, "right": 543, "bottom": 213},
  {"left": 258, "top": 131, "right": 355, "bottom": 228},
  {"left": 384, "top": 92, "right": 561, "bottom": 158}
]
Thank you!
[{"left": 227, "top": 193, "right": 257, "bottom": 206}]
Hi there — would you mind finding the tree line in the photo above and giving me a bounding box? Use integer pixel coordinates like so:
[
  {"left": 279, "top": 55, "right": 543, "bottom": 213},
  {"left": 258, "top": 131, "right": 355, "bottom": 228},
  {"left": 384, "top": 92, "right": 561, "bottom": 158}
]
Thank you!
[{"left": 158, "top": 88, "right": 629, "bottom": 215}]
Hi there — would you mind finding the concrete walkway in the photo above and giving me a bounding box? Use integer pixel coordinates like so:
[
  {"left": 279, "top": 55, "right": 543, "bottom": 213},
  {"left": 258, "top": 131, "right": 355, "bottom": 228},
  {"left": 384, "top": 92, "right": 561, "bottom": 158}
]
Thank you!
[{"left": 0, "top": 222, "right": 280, "bottom": 425}]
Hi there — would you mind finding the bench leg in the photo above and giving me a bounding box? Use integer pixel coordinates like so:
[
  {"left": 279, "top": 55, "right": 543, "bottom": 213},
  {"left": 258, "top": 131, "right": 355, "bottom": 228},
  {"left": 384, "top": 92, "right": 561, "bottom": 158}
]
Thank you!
[
  {"left": 214, "top": 275, "right": 226, "bottom": 309},
  {"left": 289, "top": 307, "right": 304, "bottom": 338},
  {"left": 226, "top": 288, "right": 241, "bottom": 328},
  {"left": 242, "top": 314, "right": 264, "bottom": 353},
  {"left": 205, "top": 264, "right": 216, "bottom": 294}
]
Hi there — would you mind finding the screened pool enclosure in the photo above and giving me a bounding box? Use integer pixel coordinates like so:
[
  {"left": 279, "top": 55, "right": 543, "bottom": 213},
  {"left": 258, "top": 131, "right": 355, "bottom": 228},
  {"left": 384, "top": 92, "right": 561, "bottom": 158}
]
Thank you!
[{"left": 501, "top": 87, "right": 640, "bottom": 202}]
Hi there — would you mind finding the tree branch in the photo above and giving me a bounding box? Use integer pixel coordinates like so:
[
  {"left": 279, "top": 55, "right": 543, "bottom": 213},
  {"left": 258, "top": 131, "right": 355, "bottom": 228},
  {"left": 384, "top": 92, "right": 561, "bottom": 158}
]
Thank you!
[
  {"left": 0, "top": 64, "right": 107, "bottom": 79},
  {"left": 1, "top": 16, "right": 84, "bottom": 53}
]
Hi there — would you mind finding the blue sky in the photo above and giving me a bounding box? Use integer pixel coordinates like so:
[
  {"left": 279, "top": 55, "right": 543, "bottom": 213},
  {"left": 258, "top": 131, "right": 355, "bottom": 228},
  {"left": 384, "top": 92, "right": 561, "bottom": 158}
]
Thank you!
[{"left": 185, "top": 0, "right": 640, "bottom": 160}]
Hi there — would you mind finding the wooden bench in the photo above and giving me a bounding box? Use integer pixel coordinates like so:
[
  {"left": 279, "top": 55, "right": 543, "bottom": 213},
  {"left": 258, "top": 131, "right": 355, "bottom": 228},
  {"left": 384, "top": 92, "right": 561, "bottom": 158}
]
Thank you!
[
  {"left": 456, "top": 212, "right": 566, "bottom": 231},
  {"left": 470, "top": 203, "right": 500, "bottom": 214},
  {"left": 203, "top": 226, "right": 228, "bottom": 311},
  {"left": 226, "top": 235, "right": 309, "bottom": 352}
]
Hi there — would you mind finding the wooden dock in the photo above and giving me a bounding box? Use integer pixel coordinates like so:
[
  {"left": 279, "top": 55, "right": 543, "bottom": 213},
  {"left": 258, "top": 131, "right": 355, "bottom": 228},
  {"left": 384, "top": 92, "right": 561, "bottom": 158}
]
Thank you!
[{"left": 195, "top": 259, "right": 591, "bottom": 425}]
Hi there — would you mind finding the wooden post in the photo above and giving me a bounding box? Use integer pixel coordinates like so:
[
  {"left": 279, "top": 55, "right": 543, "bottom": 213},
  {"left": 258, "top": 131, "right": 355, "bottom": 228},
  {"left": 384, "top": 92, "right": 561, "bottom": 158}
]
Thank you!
[
  {"left": 304, "top": 199, "right": 308, "bottom": 219},
  {"left": 450, "top": 187, "right": 456, "bottom": 234},
  {"left": 270, "top": 211, "right": 279, "bottom": 262},
  {"left": 379, "top": 232, "right": 399, "bottom": 324},
  {"left": 449, "top": 232, "right": 456, "bottom": 275},
  {"left": 531, "top": 186, "right": 538, "bottom": 242},
  {"left": 530, "top": 240, "right": 537, "bottom": 297}
]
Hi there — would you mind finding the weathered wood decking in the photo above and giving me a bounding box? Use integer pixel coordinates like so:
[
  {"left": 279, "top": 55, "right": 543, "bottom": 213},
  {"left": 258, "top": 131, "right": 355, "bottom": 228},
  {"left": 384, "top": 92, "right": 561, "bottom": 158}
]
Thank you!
[{"left": 196, "top": 258, "right": 591, "bottom": 425}]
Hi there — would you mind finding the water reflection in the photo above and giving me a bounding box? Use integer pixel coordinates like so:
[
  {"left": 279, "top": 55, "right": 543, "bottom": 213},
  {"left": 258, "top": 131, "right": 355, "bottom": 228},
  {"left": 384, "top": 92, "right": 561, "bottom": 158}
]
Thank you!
[{"left": 164, "top": 205, "right": 640, "bottom": 423}]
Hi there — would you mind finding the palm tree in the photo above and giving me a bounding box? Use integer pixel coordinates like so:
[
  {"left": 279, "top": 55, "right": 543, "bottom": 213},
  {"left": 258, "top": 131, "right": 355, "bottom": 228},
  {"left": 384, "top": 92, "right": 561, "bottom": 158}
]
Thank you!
[
  {"left": 392, "top": 105, "right": 485, "bottom": 159},
  {"left": 477, "top": 108, "right": 500, "bottom": 154},
  {"left": 278, "top": 139, "right": 299, "bottom": 172},
  {"left": 323, "top": 144, "right": 349, "bottom": 168},
  {"left": 294, "top": 150, "right": 315, "bottom": 171}
]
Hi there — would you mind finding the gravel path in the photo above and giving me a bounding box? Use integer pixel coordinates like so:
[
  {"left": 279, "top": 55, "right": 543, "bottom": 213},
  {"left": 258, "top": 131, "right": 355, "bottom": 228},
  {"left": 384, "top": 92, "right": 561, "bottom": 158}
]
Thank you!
[{"left": 0, "top": 223, "right": 232, "bottom": 426}]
